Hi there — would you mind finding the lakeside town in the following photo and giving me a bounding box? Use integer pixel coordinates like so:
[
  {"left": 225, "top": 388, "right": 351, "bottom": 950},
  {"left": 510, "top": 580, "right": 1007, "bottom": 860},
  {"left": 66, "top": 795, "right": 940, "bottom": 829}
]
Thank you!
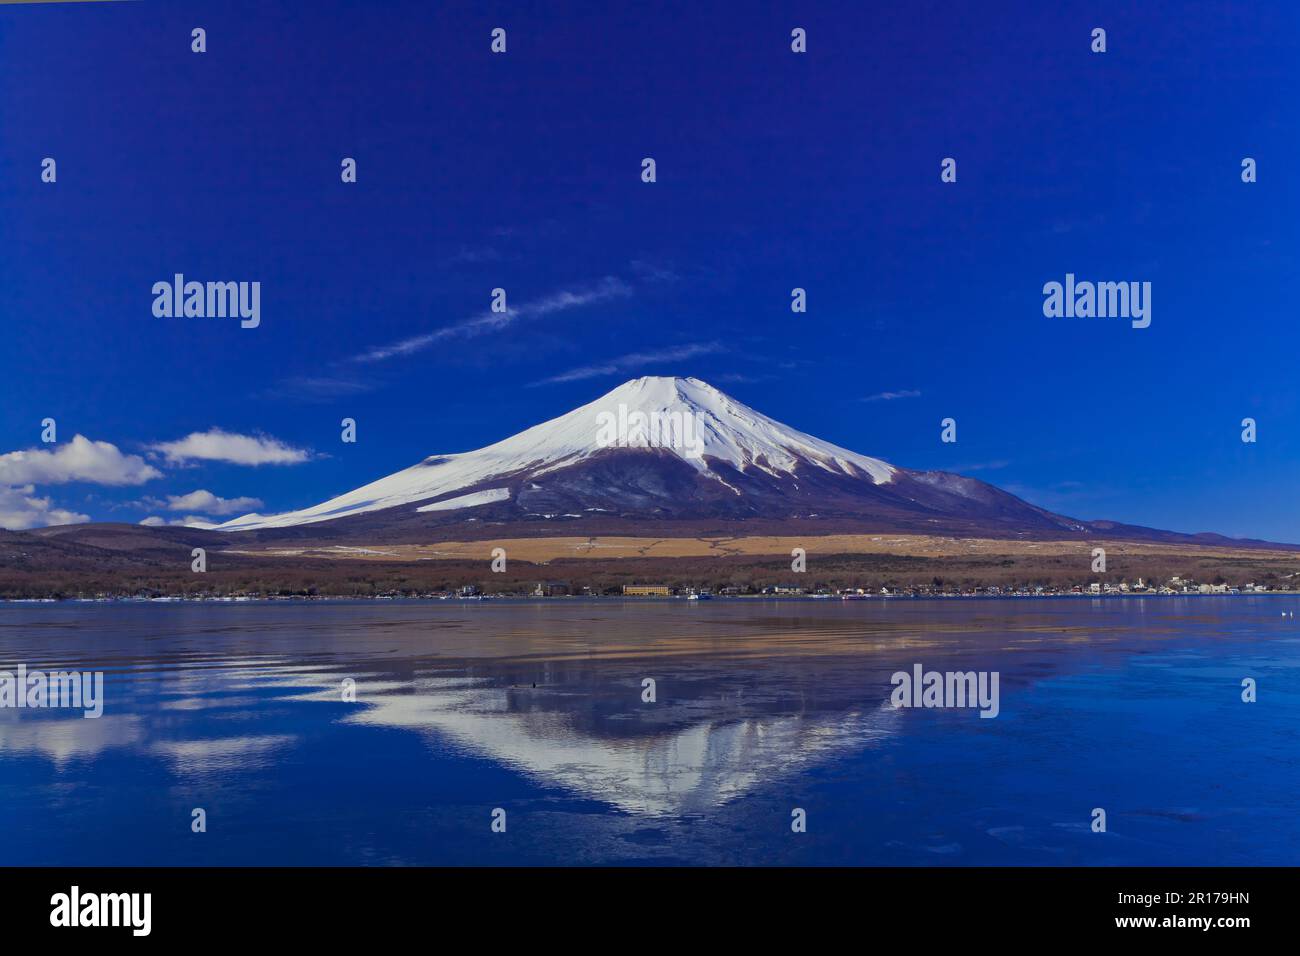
[{"left": 3, "top": 575, "right": 1294, "bottom": 604}]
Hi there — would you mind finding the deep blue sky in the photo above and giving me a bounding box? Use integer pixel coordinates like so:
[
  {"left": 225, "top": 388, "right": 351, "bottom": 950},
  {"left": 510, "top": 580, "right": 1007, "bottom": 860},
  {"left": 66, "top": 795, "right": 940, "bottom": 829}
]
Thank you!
[{"left": 1, "top": 0, "right": 1297, "bottom": 539}]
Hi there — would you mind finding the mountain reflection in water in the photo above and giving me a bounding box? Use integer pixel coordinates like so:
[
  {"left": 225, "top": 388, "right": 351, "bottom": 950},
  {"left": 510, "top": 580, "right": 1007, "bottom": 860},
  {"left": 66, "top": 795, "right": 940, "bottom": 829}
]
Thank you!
[{"left": 1, "top": 598, "right": 1295, "bottom": 865}]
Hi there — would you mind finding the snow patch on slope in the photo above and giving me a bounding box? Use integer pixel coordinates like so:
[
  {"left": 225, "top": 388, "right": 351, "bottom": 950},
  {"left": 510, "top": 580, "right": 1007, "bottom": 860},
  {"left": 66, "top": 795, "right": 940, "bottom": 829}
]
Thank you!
[{"left": 415, "top": 487, "right": 511, "bottom": 513}]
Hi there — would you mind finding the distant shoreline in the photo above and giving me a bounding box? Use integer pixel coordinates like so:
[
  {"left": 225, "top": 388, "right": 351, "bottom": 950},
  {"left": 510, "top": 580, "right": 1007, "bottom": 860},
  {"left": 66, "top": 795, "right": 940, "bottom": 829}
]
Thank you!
[{"left": 4, "top": 591, "right": 1298, "bottom": 606}]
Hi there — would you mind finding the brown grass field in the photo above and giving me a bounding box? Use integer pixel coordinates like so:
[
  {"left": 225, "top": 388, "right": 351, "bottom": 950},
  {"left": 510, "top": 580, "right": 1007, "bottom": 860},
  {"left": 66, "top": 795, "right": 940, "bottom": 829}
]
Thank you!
[
  {"left": 5, "top": 528, "right": 1299, "bottom": 598},
  {"left": 228, "top": 533, "right": 1300, "bottom": 566}
]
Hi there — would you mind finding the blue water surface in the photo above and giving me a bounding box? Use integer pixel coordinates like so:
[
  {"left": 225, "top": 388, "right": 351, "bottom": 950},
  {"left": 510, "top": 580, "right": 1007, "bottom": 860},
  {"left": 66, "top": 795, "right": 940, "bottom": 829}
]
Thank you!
[{"left": 0, "top": 597, "right": 1295, "bottom": 865}]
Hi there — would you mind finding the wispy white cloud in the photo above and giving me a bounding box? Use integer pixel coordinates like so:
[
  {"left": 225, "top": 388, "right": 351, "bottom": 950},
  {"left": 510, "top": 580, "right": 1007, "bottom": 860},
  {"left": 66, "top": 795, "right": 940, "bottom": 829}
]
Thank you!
[
  {"left": 629, "top": 259, "right": 680, "bottom": 284},
  {"left": 945, "top": 460, "right": 1011, "bottom": 473},
  {"left": 353, "top": 277, "right": 632, "bottom": 364},
  {"left": 1002, "top": 481, "right": 1111, "bottom": 514},
  {"left": 531, "top": 342, "right": 724, "bottom": 386},
  {"left": 0, "top": 435, "right": 161, "bottom": 486},
  {"left": 446, "top": 245, "right": 502, "bottom": 266},
  {"left": 861, "top": 389, "right": 922, "bottom": 402},
  {"left": 711, "top": 372, "right": 771, "bottom": 385},
  {"left": 150, "top": 429, "right": 312, "bottom": 466},
  {"left": 261, "top": 375, "right": 378, "bottom": 403}
]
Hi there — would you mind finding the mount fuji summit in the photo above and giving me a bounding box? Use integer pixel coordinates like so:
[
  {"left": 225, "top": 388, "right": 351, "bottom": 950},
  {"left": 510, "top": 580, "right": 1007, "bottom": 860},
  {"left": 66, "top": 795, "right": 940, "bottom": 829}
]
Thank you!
[{"left": 215, "top": 377, "right": 1181, "bottom": 544}]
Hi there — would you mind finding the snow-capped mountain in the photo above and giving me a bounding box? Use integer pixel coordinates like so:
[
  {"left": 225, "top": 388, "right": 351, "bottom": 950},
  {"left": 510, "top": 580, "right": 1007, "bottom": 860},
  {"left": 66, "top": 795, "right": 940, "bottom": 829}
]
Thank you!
[
  {"left": 217, "top": 376, "right": 1088, "bottom": 539},
  {"left": 222, "top": 377, "right": 893, "bottom": 531}
]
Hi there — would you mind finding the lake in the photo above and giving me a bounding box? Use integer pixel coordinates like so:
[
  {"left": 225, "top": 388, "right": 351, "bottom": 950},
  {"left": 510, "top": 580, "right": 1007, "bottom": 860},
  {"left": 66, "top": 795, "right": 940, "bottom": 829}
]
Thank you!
[{"left": 1, "top": 597, "right": 1296, "bottom": 866}]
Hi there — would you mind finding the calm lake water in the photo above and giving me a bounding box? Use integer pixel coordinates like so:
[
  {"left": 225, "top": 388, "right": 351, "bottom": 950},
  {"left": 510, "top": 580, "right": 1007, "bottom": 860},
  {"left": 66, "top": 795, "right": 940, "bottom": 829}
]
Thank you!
[{"left": 1, "top": 597, "right": 1296, "bottom": 866}]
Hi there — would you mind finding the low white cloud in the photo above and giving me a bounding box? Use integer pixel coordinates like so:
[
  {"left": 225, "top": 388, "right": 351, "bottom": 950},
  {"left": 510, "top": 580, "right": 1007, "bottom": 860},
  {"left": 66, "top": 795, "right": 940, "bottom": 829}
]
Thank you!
[
  {"left": 138, "top": 514, "right": 218, "bottom": 529},
  {"left": 0, "top": 435, "right": 161, "bottom": 486},
  {"left": 150, "top": 429, "right": 311, "bottom": 466},
  {"left": 0, "top": 485, "right": 90, "bottom": 530},
  {"left": 0, "top": 436, "right": 155, "bottom": 530},
  {"left": 177, "top": 516, "right": 219, "bottom": 529},
  {"left": 156, "top": 489, "right": 264, "bottom": 515}
]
